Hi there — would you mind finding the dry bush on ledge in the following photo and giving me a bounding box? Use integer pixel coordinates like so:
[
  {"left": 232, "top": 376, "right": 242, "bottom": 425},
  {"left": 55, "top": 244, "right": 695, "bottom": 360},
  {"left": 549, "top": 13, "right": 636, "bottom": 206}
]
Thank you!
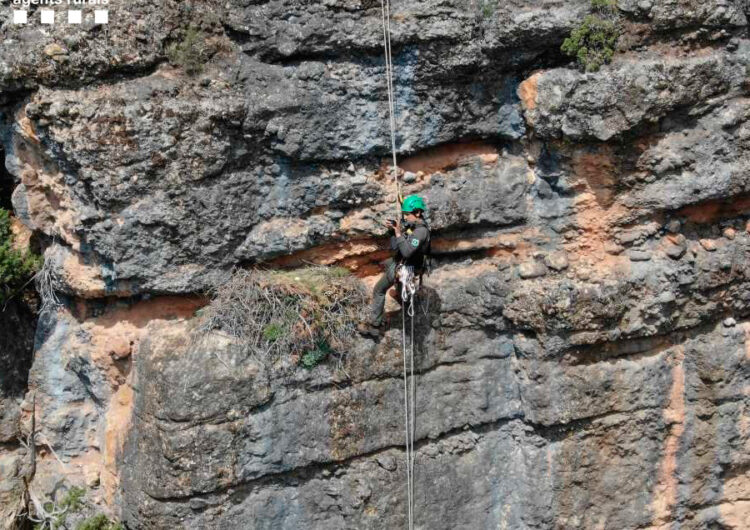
[{"left": 195, "top": 266, "right": 367, "bottom": 369}]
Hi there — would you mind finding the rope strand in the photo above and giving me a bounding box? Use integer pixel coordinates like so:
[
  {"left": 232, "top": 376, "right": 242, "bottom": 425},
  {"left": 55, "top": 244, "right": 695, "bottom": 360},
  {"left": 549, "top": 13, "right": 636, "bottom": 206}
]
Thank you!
[
  {"left": 402, "top": 298, "right": 413, "bottom": 530},
  {"left": 382, "top": 4, "right": 415, "bottom": 529},
  {"left": 398, "top": 267, "right": 418, "bottom": 530},
  {"left": 381, "top": 0, "right": 400, "bottom": 210},
  {"left": 409, "top": 296, "right": 416, "bottom": 522}
]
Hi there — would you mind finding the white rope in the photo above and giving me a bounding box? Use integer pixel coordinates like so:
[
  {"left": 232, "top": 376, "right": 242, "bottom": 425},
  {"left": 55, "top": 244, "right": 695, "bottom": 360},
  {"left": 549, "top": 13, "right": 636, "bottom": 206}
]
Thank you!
[
  {"left": 399, "top": 265, "right": 417, "bottom": 315},
  {"left": 380, "top": 0, "right": 400, "bottom": 208},
  {"left": 397, "top": 264, "right": 418, "bottom": 529},
  {"left": 381, "top": 4, "right": 415, "bottom": 528},
  {"left": 401, "top": 291, "right": 413, "bottom": 530},
  {"left": 409, "top": 295, "right": 416, "bottom": 520}
]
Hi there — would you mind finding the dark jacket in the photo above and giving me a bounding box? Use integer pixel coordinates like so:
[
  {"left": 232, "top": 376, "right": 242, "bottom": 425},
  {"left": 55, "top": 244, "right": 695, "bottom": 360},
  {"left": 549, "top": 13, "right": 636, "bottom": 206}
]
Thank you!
[{"left": 390, "top": 220, "right": 430, "bottom": 268}]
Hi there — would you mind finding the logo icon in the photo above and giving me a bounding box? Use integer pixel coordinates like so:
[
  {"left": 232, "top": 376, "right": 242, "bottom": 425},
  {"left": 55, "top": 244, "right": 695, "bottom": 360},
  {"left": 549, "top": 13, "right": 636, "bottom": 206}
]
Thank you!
[
  {"left": 11, "top": 3, "right": 109, "bottom": 25},
  {"left": 12, "top": 10, "right": 27, "bottom": 23}
]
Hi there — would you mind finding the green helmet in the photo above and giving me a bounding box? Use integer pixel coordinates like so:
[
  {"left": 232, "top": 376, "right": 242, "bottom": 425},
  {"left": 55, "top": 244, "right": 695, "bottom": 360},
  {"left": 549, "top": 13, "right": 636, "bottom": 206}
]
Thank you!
[{"left": 401, "top": 194, "right": 426, "bottom": 213}]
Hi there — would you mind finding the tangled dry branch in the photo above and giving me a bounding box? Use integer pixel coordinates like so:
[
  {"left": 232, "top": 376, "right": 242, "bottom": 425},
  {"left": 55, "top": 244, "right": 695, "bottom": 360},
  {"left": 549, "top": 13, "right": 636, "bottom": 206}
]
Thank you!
[
  {"left": 35, "top": 255, "right": 62, "bottom": 316},
  {"left": 195, "top": 267, "right": 367, "bottom": 368}
]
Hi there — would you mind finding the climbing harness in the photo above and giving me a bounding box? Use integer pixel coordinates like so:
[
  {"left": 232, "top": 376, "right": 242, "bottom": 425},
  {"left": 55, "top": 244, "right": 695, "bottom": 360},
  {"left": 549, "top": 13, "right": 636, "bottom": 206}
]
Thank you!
[
  {"left": 397, "top": 264, "right": 417, "bottom": 318},
  {"left": 380, "top": 1, "right": 418, "bottom": 527}
]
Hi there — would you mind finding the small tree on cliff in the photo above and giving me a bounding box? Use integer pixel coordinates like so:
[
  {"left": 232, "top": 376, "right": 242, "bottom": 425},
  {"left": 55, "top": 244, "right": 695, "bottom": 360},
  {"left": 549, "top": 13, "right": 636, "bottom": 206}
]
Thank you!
[
  {"left": 167, "top": 26, "right": 209, "bottom": 76},
  {"left": 0, "top": 208, "right": 40, "bottom": 304},
  {"left": 562, "top": 0, "right": 621, "bottom": 72}
]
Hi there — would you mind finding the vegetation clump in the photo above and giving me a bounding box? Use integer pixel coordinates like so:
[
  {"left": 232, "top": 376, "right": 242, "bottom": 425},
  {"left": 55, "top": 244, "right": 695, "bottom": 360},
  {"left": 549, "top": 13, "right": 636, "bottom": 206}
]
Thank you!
[
  {"left": 30, "top": 486, "right": 84, "bottom": 529},
  {"left": 59, "top": 487, "right": 86, "bottom": 514},
  {"left": 0, "top": 208, "right": 41, "bottom": 303},
  {"left": 76, "top": 514, "right": 124, "bottom": 530},
  {"left": 167, "top": 25, "right": 209, "bottom": 76},
  {"left": 480, "top": 0, "right": 495, "bottom": 19},
  {"left": 300, "top": 340, "right": 333, "bottom": 370},
  {"left": 197, "top": 266, "right": 367, "bottom": 369},
  {"left": 27, "top": 486, "right": 123, "bottom": 530},
  {"left": 561, "top": 0, "right": 621, "bottom": 72}
]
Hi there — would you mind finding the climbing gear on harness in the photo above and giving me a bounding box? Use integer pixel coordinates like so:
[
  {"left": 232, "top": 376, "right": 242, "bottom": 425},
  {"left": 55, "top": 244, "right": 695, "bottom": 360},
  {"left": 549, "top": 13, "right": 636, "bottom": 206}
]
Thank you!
[
  {"left": 401, "top": 195, "right": 426, "bottom": 213},
  {"left": 397, "top": 264, "right": 417, "bottom": 318}
]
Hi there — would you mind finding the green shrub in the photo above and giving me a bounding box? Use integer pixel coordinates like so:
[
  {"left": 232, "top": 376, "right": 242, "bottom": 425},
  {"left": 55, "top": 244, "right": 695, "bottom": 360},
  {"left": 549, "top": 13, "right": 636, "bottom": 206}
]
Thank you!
[
  {"left": 76, "top": 514, "right": 124, "bottom": 530},
  {"left": 590, "top": 0, "right": 617, "bottom": 9},
  {"left": 300, "top": 340, "right": 332, "bottom": 369},
  {"left": 480, "top": 0, "right": 495, "bottom": 19},
  {"left": 167, "top": 26, "right": 208, "bottom": 76},
  {"left": 262, "top": 322, "right": 285, "bottom": 342},
  {"left": 327, "top": 266, "right": 352, "bottom": 278},
  {"left": 60, "top": 486, "right": 86, "bottom": 513},
  {"left": 30, "top": 486, "right": 89, "bottom": 530},
  {"left": 561, "top": 0, "right": 620, "bottom": 72},
  {"left": 0, "top": 208, "right": 41, "bottom": 303}
]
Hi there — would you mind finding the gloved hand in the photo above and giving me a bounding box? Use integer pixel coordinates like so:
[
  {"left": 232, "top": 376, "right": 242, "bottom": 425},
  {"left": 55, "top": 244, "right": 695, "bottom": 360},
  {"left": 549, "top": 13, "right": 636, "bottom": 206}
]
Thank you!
[{"left": 384, "top": 219, "right": 402, "bottom": 237}]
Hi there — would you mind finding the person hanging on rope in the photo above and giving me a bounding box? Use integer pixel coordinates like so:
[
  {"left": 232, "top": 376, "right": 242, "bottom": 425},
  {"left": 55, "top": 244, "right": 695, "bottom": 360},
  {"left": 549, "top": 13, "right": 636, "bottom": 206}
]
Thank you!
[{"left": 359, "top": 194, "right": 431, "bottom": 337}]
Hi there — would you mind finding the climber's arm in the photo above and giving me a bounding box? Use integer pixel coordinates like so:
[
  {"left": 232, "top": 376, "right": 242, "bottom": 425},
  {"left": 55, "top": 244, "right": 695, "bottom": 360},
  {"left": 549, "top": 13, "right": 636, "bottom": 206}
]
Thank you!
[{"left": 395, "top": 226, "right": 429, "bottom": 259}]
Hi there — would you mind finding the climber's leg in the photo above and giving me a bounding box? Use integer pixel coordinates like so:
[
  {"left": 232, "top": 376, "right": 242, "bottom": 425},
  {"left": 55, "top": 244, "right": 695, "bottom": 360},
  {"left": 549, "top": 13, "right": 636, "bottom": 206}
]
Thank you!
[{"left": 370, "top": 258, "right": 397, "bottom": 327}]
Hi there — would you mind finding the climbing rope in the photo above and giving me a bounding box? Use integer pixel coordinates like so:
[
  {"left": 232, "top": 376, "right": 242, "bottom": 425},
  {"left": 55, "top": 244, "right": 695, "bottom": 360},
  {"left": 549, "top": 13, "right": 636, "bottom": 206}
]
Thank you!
[
  {"left": 409, "top": 292, "right": 416, "bottom": 519},
  {"left": 400, "top": 288, "right": 413, "bottom": 530},
  {"left": 380, "top": 0, "right": 400, "bottom": 207},
  {"left": 380, "top": 2, "right": 417, "bottom": 527},
  {"left": 405, "top": 269, "right": 417, "bottom": 525},
  {"left": 397, "top": 264, "right": 417, "bottom": 530}
]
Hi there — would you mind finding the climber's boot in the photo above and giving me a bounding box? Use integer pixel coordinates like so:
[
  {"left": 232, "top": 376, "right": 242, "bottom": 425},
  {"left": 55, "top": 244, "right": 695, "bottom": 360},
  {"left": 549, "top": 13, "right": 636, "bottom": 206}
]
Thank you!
[
  {"left": 357, "top": 320, "right": 384, "bottom": 338},
  {"left": 388, "top": 287, "right": 402, "bottom": 304}
]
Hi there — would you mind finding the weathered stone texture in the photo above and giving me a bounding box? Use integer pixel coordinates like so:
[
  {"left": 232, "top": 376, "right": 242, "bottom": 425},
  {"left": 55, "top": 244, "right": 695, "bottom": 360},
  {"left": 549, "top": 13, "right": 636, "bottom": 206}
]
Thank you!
[{"left": 1, "top": 0, "right": 750, "bottom": 528}]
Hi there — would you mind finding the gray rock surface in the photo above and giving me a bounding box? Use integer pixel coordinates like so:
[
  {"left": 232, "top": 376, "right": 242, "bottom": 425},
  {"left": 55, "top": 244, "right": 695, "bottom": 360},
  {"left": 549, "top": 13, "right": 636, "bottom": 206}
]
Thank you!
[
  {"left": 522, "top": 52, "right": 747, "bottom": 141},
  {"left": 1, "top": 0, "right": 750, "bottom": 529},
  {"left": 0, "top": 298, "right": 35, "bottom": 443}
]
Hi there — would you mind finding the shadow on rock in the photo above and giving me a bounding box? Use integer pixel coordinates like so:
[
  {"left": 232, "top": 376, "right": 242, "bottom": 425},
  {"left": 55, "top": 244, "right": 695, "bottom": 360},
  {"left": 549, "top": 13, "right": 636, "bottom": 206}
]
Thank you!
[{"left": 382, "top": 284, "right": 441, "bottom": 370}]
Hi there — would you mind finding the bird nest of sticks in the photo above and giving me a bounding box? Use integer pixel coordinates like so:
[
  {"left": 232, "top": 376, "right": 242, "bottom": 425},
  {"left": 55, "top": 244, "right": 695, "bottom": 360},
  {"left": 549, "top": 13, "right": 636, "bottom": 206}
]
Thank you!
[{"left": 195, "top": 266, "right": 367, "bottom": 369}]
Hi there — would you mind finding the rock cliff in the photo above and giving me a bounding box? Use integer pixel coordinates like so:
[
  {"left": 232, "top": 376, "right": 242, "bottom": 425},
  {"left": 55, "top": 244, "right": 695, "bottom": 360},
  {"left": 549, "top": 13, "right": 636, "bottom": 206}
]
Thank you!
[{"left": 1, "top": 0, "right": 750, "bottom": 528}]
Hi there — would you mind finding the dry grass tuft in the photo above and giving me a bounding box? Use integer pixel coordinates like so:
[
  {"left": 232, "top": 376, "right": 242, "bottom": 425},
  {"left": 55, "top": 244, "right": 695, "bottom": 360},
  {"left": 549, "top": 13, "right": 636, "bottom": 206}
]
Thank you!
[
  {"left": 196, "top": 266, "right": 367, "bottom": 368},
  {"left": 35, "top": 255, "right": 62, "bottom": 316}
]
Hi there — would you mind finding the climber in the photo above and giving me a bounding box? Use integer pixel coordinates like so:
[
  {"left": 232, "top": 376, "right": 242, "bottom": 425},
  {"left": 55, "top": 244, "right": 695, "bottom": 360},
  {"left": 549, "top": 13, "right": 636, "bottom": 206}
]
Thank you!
[{"left": 359, "top": 194, "right": 431, "bottom": 337}]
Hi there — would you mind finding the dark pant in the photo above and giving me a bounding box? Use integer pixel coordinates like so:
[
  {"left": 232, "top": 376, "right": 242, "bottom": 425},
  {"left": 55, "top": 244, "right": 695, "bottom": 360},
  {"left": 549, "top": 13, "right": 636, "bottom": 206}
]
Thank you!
[{"left": 370, "top": 258, "right": 398, "bottom": 326}]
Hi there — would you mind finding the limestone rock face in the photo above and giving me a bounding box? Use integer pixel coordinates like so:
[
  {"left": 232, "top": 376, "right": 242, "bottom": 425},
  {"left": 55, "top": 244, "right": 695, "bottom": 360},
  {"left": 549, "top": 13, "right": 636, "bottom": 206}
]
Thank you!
[
  {"left": 0, "top": 297, "right": 36, "bottom": 527},
  {"left": 2, "top": 0, "right": 750, "bottom": 529}
]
